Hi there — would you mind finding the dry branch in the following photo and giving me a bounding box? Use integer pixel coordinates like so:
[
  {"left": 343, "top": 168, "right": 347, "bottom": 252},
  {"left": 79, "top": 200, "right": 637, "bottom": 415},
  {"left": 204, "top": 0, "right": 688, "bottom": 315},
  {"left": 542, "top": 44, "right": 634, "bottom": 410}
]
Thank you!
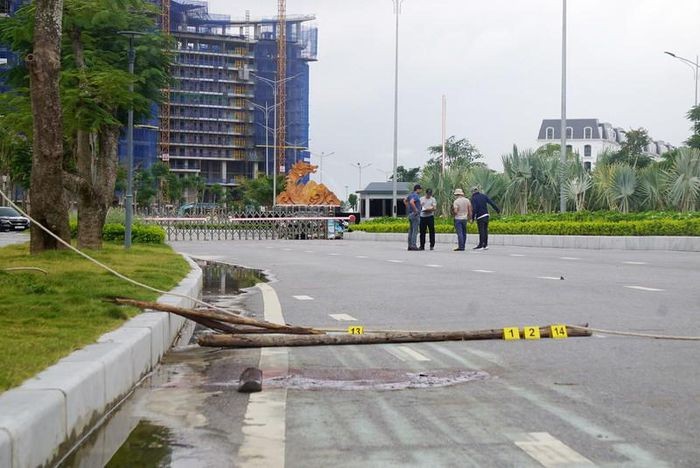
[{"left": 114, "top": 298, "right": 322, "bottom": 335}]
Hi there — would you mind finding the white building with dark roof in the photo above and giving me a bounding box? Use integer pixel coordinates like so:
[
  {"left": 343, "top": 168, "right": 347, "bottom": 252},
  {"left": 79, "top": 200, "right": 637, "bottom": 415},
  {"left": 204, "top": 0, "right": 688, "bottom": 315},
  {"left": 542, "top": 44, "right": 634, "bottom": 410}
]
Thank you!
[{"left": 536, "top": 119, "right": 674, "bottom": 170}]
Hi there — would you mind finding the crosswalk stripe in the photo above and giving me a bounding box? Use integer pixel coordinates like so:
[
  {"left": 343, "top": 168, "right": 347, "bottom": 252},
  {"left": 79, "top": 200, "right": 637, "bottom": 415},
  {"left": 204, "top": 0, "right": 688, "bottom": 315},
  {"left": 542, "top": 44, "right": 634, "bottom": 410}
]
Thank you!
[
  {"left": 329, "top": 313, "right": 357, "bottom": 321},
  {"left": 514, "top": 432, "right": 595, "bottom": 467}
]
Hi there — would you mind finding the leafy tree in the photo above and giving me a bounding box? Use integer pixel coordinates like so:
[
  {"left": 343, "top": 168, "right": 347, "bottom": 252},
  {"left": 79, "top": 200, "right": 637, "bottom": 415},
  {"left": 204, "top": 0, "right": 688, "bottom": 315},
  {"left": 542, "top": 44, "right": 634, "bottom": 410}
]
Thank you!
[
  {"left": 391, "top": 165, "right": 420, "bottom": 182},
  {"left": 598, "top": 128, "right": 653, "bottom": 169},
  {"left": 347, "top": 193, "right": 358, "bottom": 211},
  {"left": 236, "top": 174, "right": 286, "bottom": 209},
  {"left": 687, "top": 105, "right": 700, "bottom": 150},
  {"left": 0, "top": 0, "right": 170, "bottom": 248},
  {"left": 427, "top": 136, "right": 483, "bottom": 170}
]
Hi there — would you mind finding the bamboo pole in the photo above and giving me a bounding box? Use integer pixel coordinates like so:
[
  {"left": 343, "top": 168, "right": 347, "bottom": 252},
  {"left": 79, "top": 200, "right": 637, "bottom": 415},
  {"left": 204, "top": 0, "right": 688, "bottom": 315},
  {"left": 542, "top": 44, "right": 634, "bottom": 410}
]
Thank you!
[
  {"left": 113, "top": 298, "right": 323, "bottom": 335},
  {"left": 198, "top": 325, "right": 592, "bottom": 348}
]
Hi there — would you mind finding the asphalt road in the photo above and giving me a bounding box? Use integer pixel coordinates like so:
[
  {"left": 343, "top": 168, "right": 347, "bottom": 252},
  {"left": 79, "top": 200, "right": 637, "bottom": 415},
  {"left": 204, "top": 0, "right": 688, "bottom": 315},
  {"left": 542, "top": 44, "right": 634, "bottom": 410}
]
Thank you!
[{"left": 152, "top": 238, "right": 699, "bottom": 468}]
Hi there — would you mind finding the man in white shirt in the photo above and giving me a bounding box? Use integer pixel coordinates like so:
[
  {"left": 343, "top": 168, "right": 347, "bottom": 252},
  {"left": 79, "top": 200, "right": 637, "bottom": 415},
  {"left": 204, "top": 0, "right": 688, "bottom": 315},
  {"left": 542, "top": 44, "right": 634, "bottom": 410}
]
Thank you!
[
  {"left": 419, "top": 188, "right": 437, "bottom": 250},
  {"left": 452, "top": 188, "right": 473, "bottom": 251}
]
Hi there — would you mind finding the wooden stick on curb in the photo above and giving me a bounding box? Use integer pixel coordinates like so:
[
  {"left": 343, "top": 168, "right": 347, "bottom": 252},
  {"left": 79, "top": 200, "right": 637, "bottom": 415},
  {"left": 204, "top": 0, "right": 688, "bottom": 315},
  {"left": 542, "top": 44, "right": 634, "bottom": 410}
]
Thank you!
[
  {"left": 113, "top": 298, "right": 323, "bottom": 335},
  {"left": 198, "top": 325, "right": 592, "bottom": 348}
]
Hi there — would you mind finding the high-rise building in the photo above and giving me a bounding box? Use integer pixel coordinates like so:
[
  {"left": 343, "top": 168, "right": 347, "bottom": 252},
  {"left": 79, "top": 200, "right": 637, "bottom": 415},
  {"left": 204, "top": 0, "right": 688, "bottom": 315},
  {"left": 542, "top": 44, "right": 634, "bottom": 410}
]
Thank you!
[
  {"left": 119, "top": 0, "right": 317, "bottom": 196},
  {"left": 0, "top": 0, "right": 28, "bottom": 94}
]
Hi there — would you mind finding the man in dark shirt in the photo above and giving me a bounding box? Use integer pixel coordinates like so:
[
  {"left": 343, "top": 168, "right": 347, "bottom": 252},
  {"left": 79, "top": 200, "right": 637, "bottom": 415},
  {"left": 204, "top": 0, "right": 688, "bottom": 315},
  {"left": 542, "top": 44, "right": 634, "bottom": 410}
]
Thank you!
[
  {"left": 406, "top": 184, "right": 422, "bottom": 251},
  {"left": 470, "top": 186, "right": 500, "bottom": 250}
]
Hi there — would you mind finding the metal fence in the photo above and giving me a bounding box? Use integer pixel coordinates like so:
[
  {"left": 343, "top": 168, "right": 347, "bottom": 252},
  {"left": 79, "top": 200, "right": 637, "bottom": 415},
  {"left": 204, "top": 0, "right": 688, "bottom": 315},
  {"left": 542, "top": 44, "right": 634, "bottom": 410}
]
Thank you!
[{"left": 137, "top": 206, "right": 348, "bottom": 241}]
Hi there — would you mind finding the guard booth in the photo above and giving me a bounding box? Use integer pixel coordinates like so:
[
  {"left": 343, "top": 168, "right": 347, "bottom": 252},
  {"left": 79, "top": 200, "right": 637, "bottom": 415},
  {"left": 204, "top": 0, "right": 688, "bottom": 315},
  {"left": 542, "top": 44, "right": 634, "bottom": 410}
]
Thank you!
[{"left": 357, "top": 182, "right": 411, "bottom": 219}]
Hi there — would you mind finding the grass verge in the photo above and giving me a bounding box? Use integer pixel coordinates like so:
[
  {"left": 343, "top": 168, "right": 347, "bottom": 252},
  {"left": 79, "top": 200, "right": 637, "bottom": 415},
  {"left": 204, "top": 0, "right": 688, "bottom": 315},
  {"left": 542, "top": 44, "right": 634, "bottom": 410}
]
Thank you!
[{"left": 0, "top": 241, "right": 190, "bottom": 391}]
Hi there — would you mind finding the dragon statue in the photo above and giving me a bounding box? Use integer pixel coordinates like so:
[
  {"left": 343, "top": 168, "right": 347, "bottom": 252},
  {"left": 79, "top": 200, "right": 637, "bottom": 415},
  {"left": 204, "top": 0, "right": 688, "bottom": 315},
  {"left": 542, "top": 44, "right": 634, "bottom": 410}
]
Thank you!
[{"left": 276, "top": 161, "right": 341, "bottom": 206}]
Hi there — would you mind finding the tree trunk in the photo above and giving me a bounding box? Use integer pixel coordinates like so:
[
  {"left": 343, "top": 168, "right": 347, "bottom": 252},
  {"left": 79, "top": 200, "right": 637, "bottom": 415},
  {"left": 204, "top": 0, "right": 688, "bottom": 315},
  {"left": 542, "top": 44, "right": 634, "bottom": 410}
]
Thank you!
[
  {"left": 68, "top": 27, "right": 119, "bottom": 249},
  {"left": 75, "top": 128, "right": 119, "bottom": 249},
  {"left": 27, "top": 0, "right": 70, "bottom": 254}
]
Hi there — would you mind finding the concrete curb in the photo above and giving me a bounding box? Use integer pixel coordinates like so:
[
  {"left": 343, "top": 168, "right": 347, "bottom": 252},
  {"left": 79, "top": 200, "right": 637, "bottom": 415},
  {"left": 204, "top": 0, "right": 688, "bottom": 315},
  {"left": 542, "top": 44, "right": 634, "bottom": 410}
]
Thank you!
[
  {"left": 344, "top": 231, "right": 700, "bottom": 252},
  {"left": 0, "top": 254, "right": 202, "bottom": 468}
]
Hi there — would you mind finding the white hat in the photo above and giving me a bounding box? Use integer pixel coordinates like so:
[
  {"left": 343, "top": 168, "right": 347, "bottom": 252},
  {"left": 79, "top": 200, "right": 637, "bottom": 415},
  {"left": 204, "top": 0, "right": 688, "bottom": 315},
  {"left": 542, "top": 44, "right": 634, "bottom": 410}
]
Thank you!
[{"left": 453, "top": 188, "right": 464, "bottom": 196}]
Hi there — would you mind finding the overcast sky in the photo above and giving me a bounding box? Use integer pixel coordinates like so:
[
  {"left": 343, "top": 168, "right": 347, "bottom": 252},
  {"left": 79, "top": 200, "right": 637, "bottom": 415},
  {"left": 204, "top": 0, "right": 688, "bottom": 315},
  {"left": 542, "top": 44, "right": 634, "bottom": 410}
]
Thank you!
[{"left": 206, "top": 0, "right": 700, "bottom": 198}]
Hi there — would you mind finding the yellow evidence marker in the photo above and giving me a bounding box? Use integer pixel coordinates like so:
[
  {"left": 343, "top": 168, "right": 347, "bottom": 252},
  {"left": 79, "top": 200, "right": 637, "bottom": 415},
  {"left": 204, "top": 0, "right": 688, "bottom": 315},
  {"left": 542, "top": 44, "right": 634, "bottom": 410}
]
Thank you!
[
  {"left": 550, "top": 324, "right": 568, "bottom": 339},
  {"left": 523, "top": 326, "right": 541, "bottom": 340},
  {"left": 503, "top": 327, "right": 521, "bottom": 340},
  {"left": 348, "top": 326, "right": 364, "bottom": 335}
]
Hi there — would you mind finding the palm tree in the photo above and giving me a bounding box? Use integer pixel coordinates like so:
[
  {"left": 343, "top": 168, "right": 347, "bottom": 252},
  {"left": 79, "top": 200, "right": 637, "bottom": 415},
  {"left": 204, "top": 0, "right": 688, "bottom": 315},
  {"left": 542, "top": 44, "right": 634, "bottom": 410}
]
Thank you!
[
  {"left": 666, "top": 148, "right": 700, "bottom": 212},
  {"left": 637, "top": 165, "right": 668, "bottom": 211},
  {"left": 502, "top": 148, "right": 532, "bottom": 214},
  {"left": 607, "top": 164, "right": 638, "bottom": 213},
  {"left": 564, "top": 173, "right": 592, "bottom": 212}
]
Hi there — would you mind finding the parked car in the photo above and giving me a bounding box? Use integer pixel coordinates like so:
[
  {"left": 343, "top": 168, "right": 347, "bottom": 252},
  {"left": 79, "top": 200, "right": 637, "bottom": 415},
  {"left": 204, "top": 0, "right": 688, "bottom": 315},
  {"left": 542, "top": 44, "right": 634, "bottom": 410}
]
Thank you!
[{"left": 0, "top": 207, "right": 30, "bottom": 231}]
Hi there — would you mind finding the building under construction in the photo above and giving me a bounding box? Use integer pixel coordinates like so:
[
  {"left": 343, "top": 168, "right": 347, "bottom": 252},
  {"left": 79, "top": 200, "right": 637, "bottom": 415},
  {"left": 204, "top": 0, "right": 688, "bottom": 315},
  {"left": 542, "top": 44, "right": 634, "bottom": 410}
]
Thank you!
[{"left": 124, "top": 0, "right": 318, "bottom": 193}]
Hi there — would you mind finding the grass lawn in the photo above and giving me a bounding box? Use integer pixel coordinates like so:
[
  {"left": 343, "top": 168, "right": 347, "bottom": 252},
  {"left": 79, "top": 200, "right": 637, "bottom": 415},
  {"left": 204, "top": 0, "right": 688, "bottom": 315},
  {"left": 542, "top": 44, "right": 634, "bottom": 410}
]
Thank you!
[{"left": 0, "top": 242, "right": 191, "bottom": 391}]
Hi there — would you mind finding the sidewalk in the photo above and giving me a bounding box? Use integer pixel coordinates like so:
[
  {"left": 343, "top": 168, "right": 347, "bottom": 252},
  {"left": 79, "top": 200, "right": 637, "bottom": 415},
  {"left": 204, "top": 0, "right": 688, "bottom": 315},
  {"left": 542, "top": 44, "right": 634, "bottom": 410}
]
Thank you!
[{"left": 345, "top": 231, "right": 700, "bottom": 252}]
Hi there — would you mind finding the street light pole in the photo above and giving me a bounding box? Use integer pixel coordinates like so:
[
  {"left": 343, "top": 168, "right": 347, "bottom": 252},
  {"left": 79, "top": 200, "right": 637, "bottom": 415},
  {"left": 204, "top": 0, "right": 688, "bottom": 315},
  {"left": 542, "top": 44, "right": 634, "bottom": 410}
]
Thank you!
[
  {"left": 118, "top": 31, "right": 144, "bottom": 249},
  {"left": 247, "top": 100, "right": 279, "bottom": 176},
  {"left": 391, "top": 0, "right": 404, "bottom": 218},
  {"left": 664, "top": 51, "right": 699, "bottom": 107},
  {"left": 351, "top": 162, "right": 372, "bottom": 193},
  {"left": 559, "top": 0, "right": 567, "bottom": 214},
  {"left": 315, "top": 151, "right": 335, "bottom": 184}
]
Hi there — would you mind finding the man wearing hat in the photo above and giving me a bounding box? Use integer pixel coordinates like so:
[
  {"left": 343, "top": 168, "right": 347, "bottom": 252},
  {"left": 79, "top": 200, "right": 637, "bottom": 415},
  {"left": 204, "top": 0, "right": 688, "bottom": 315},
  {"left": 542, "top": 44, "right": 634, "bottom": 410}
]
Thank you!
[
  {"left": 452, "top": 188, "right": 472, "bottom": 251},
  {"left": 470, "top": 186, "right": 501, "bottom": 250},
  {"left": 406, "top": 184, "right": 422, "bottom": 251}
]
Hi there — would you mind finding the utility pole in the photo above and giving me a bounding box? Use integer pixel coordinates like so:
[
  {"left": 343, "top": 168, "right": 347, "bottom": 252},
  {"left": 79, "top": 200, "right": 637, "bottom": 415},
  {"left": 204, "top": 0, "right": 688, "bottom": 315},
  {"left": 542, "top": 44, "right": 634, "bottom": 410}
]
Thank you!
[
  {"left": 559, "top": 0, "right": 567, "bottom": 214},
  {"left": 664, "top": 51, "right": 699, "bottom": 107},
  {"left": 391, "top": 0, "right": 404, "bottom": 217}
]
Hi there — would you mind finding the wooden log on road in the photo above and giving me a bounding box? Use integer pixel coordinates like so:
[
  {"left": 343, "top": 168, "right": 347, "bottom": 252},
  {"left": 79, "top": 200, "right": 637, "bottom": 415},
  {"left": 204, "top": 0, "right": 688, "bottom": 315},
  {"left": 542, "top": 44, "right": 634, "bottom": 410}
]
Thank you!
[
  {"left": 198, "top": 325, "right": 592, "bottom": 348},
  {"left": 113, "top": 298, "right": 323, "bottom": 335}
]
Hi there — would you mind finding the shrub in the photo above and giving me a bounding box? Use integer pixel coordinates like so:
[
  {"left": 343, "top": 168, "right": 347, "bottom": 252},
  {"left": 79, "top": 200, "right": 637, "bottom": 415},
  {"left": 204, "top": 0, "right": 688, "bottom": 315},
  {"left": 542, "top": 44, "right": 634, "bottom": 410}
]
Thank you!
[
  {"left": 69, "top": 221, "right": 166, "bottom": 244},
  {"left": 351, "top": 213, "right": 700, "bottom": 237}
]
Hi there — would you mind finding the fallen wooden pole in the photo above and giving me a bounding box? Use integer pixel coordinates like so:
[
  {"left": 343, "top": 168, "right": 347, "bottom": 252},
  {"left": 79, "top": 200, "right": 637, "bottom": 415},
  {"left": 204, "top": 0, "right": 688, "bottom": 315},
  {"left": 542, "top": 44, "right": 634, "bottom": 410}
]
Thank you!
[
  {"left": 113, "top": 298, "right": 323, "bottom": 335},
  {"left": 198, "top": 325, "right": 592, "bottom": 348}
]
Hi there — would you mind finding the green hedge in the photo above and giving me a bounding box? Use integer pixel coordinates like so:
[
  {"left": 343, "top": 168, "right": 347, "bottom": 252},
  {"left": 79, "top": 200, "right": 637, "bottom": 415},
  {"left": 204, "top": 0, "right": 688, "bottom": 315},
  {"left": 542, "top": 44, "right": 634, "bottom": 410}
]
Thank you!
[
  {"left": 69, "top": 221, "right": 166, "bottom": 244},
  {"left": 351, "top": 216, "right": 700, "bottom": 237}
]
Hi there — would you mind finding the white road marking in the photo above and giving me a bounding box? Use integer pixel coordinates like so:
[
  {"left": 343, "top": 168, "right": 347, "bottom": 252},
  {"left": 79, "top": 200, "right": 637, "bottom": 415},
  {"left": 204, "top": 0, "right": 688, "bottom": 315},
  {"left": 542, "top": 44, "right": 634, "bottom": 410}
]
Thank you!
[
  {"left": 623, "top": 261, "right": 648, "bottom": 265},
  {"left": 387, "top": 260, "right": 404, "bottom": 263},
  {"left": 472, "top": 269, "right": 494, "bottom": 273},
  {"left": 625, "top": 286, "right": 664, "bottom": 292},
  {"left": 396, "top": 346, "right": 431, "bottom": 362},
  {"left": 239, "top": 284, "right": 288, "bottom": 467},
  {"left": 510, "top": 254, "right": 526, "bottom": 257},
  {"left": 383, "top": 346, "right": 408, "bottom": 362},
  {"left": 426, "top": 264, "right": 442, "bottom": 268},
  {"left": 514, "top": 432, "right": 595, "bottom": 467},
  {"left": 304, "top": 250, "right": 314, "bottom": 253},
  {"left": 560, "top": 256, "right": 580, "bottom": 260},
  {"left": 538, "top": 276, "right": 561, "bottom": 281},
  {"left": 265, "top": 246, "right": 274, "bottom": 249},
  {"left": 329, "top": 313, "right": 357, "bottom": 321},
  {"left": 328, "top": 253, "right": 341, "bottom": 256},
  {"left": 282, "top": 248, "right": 293, "bottom": 251},
  {"left": 293, "top": 295, "right": 314, "bottom": 301},
  {"left": 355, "top": 255, "right": 368, "bottom": 259}
]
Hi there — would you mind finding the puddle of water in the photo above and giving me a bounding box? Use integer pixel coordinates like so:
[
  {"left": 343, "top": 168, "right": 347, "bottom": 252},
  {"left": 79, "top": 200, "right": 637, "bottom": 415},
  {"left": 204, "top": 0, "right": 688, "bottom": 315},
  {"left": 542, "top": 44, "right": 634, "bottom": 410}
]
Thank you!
[
  {"left": 105, "top": 421, "right": 173, "bottom": 468},
  {"left": 197, "top": 260, "right": 267, "bottom": 299}
]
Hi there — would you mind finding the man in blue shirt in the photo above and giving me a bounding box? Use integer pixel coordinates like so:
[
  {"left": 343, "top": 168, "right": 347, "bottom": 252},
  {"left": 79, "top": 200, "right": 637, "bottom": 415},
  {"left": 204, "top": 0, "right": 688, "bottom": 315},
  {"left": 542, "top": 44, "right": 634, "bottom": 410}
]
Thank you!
[
  {"left": 406, "top": 184, "right": 422, "bottom": 251},
  {"left": 471, "top": 186, "right": 500, "bottom": 250}
]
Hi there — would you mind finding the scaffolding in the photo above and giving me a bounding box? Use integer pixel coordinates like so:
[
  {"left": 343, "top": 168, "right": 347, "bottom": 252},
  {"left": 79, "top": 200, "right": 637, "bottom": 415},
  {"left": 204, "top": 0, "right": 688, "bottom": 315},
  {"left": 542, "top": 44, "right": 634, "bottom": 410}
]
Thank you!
[{"left": 115, "top": 0, "right": 317, "bottom": 197}]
